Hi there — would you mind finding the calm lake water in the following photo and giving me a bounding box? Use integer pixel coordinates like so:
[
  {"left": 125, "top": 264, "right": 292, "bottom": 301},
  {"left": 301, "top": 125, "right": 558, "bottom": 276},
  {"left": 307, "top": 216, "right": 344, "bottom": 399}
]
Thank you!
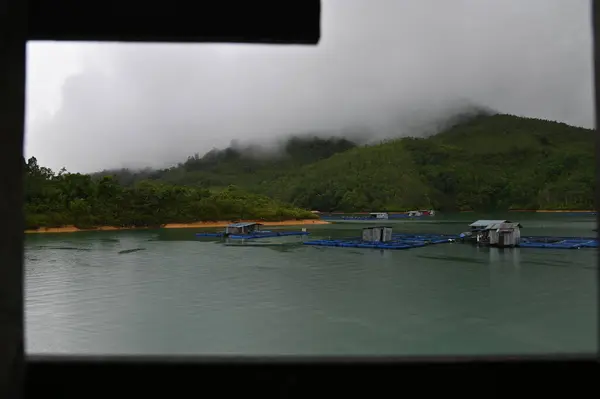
[{"left": 25, "top": 213, "right": 597, "bottom": 356}]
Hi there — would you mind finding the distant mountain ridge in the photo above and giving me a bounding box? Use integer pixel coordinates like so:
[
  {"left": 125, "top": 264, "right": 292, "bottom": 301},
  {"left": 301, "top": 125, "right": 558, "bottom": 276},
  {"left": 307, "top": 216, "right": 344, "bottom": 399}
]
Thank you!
[
  {"left": 92, "top": 114, "right": 595, "bottom": 212},
  {"left": 91, "top": 135, "right": 359, "bottom": 188}
]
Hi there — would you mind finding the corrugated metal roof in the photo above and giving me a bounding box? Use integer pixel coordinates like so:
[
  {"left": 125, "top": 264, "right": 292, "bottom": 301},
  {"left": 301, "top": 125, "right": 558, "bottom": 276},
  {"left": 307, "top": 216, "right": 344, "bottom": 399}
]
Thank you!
[
  {"left": 486, "top": 222, "right": 521, "bottom": 230},
  {"left": 469, "top": 219, "right": 509, "bottom": 227},
  {"left": 227, "top": 222, "right": 262, "bottom": 228}
]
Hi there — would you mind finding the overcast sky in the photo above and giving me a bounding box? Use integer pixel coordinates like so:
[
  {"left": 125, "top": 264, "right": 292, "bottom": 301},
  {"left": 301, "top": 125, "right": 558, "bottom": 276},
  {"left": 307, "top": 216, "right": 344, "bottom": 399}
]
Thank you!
[{"left": 25, "top": 0, "right": 593, "bottom": 173}]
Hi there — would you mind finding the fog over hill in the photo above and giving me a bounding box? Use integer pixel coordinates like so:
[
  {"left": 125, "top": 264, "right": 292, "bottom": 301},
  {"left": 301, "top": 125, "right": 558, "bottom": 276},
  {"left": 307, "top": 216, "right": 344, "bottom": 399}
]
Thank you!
[{"left": 26, "top": 0, "right": 593, "bottom": 173}]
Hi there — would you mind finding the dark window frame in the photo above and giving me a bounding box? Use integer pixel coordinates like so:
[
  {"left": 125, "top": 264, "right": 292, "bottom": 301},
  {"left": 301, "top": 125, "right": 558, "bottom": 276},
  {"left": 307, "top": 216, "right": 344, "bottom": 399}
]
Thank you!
[{"left": 1, "top": 1, "right": 598, "bottom": 398}]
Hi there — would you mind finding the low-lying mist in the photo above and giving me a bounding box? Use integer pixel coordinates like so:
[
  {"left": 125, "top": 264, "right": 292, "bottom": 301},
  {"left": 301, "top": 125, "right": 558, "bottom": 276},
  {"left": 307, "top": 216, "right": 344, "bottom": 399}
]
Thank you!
[
  {"left": 93, "top": 103, "right": 496, "bottom": 176},
  {"left": 26, "top": 0, "right": 592, "bottom": 174},
  {"left": 203, "top": 102, "right": 497, "bottom": 161}
]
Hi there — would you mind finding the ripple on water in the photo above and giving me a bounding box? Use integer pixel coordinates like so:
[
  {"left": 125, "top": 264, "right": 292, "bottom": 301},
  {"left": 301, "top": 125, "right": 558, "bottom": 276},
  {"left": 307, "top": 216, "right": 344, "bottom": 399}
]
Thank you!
[{"left": 24, "top": 221, "right": 598, "bottom": 356}]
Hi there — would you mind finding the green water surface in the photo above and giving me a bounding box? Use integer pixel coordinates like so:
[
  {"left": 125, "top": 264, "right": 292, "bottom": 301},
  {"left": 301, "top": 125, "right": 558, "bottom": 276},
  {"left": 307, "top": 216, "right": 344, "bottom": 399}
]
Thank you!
[{"left": 25, "top": 212, "right": 597, "bottom": 356}]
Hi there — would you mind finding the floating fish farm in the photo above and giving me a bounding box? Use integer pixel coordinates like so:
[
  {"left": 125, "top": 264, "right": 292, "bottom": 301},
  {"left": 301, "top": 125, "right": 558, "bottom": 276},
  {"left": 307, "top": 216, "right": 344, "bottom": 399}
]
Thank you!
[
  {"left": 302, "top": 233, "right": 599, "bottom": 251},
  {"left": 195, "top": 232, "right": 226, "bottom": 238},
  {"left": 195, "top": 219, "right": 598, "bottom": 251},
  {"left": 303, "top": 233, "right": 459, "bottom": 250},
  {"left": 519, "top": 236, "right": 598, "bottom": 249},
  {"left": 195, "top": 231, "right": 310, "bottom": 240}
]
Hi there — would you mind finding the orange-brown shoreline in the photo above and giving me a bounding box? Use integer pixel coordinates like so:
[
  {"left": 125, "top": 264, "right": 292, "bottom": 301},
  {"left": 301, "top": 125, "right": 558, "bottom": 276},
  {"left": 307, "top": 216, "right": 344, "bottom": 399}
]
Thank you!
[
  {"left": 511, "top": 209, "right": 595, "bottom": 213},
  {"left": 24, "top": 210, "right": 595, "bottom": 234},
  {"left": 25, "top": 219, "right": 330, "bottom": 234},
  {"left": 461, "top": 210, "right": 595, "bottom": 213},
  {"left": 331, "top": 210, "right": 595, "bottom": 214}
]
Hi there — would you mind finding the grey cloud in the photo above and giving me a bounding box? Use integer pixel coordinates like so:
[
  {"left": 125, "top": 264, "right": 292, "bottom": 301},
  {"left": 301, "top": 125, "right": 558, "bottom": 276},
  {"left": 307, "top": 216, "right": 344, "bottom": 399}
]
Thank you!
[{"left": 26, "top": 0, "right": 593, "bottom": 173}]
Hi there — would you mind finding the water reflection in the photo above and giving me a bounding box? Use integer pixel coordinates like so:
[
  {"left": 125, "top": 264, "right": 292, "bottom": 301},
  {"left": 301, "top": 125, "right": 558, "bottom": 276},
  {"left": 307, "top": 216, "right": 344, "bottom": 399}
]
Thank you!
[
  {"left": 489, "top": 247, "right": 500, "bottom": 263},
  {"left": 488, "top": 247, "right": 521, "bottom": 269},
  {"left": 512, "top": 248, "right": 521, "bottom": 270}
]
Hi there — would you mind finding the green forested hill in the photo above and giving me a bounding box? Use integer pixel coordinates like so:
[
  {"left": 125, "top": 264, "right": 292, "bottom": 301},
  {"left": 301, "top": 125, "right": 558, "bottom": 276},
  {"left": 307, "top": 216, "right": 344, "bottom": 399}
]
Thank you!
[
  {"left": 93, "top": 114, "right": 595, "bottom": 212},
  {"left": 265, "top": 114, "right": 594, "bottom": 211},
  {"left": 24, "top": 157, "right": 316, "bottom": 230},
  {"left": 93, "top": 135, "right": 358, "bottom": 189}
]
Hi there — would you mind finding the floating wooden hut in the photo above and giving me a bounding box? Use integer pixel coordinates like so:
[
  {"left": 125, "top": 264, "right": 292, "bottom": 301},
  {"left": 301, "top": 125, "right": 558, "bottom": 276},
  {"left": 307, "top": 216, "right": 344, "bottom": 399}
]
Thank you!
[
  {"left": 362, "top": 226, "right": 393, "bottom": 242},
  {"left": 463, "top": 220, "right": 522, "bottom": 247},
  {"left": 225, "top": 222, "right": 262, "bottom": 235},
  {"left": 485, "top": 222, "right": 522, "bottom": 248}
]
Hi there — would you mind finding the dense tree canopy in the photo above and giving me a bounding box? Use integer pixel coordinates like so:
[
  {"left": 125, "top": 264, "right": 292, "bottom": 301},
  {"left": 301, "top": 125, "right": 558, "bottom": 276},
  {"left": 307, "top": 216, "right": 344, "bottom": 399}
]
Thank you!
[
  {"left": 24, "top": 157, "right": 316, "bottom": 230},
  {"left": 92, "top": 135, "right": 358, "bottom": 189},
  {"left": 276, "top": 115, "right": 594, "bottom": 211},
  {"left": 41, "top": 114, "right": 595, "bottom": 222}
]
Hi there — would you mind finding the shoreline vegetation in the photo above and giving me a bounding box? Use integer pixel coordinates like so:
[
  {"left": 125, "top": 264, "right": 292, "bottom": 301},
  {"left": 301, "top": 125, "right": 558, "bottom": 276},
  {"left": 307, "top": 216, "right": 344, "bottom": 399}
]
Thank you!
[
  {"left": 25, "top": 219, "right": 330, "bottom": 234},
  {"left": 24, "top": 157, "right": 321, "bottom": 232},
  {"left": 25, "top": 115, "right": 594, "bottom": 233}
]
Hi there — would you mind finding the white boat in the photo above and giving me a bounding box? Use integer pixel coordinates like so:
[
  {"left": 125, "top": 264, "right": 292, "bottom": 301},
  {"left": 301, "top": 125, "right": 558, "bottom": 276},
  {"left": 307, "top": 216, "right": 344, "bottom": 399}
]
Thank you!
[
  {"left": 407, "top": 210, "right": 436, "bottom": 217},
  {"left": 370, "top": 212, "right": 389, "bottom": 220}
]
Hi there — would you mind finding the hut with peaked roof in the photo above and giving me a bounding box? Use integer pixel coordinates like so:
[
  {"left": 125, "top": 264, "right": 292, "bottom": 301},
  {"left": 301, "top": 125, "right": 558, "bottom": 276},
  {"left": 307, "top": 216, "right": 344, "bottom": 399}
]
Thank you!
[
  {"left": 466, "top": 220, "right": 522, "bottom": 246},
  {"left": 466, "top": 220, "right": 508, "bottom": 244}
]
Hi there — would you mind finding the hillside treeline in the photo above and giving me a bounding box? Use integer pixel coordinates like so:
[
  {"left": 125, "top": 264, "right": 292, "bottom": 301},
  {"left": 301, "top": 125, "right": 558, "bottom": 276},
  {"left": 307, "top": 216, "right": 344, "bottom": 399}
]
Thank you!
[
  {"left": 91, "top": 114, "right": 594, "bottom": 212},
  {"left": 24, "top": 157, "right": 316, "bottom": 230}
]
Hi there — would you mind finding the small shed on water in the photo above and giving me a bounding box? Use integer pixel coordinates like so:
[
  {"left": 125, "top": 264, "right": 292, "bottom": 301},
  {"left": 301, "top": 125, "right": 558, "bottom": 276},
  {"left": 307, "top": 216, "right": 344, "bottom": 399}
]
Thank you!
[
  {"left": 466, "top": 220, "right": 522, "bottom": 245},
  {"left": 362, "top": 226, "right": 393, "bottom": 242},
  {"left": 485, "top": 222, "right": 522, "bottom": 248},
  {"left": 225, "top": 222, "right": 262, "bottom": 235}
]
